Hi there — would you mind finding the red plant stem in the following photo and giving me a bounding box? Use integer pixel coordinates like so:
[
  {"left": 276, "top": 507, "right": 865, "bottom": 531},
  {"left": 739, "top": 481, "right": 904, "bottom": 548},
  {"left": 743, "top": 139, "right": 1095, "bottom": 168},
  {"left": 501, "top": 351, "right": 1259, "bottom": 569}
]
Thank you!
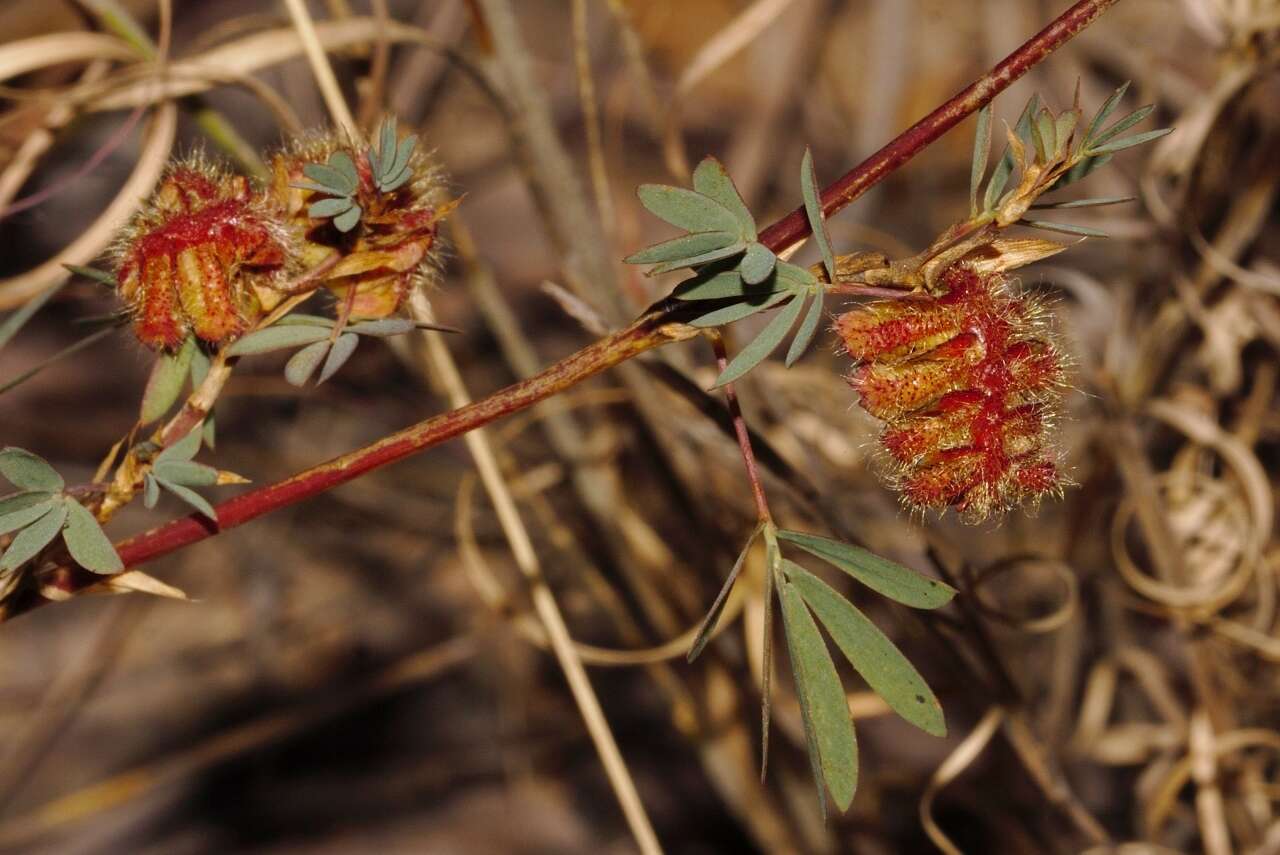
[
  {"left": 757, "top": 0, "right": 1121, "bottom": 253},
  {"left": 709, "top": 331, "right": 772, "bottom": 523},
  {"left": 8, "top": 0, "right": 1120, "bottom": 620}
]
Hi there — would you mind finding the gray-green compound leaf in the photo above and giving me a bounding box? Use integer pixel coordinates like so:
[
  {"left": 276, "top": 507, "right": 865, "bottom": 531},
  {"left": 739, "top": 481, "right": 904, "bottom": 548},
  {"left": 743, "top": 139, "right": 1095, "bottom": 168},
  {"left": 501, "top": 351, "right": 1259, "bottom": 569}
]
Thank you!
[
  {"left": 785, "top": 562, "right": 945, "bottom": 737},
  {"left": 62, "top": 499, "right": 123, "bottom": 574},
  {"left": 0, "top": 495, "right": 57, "bottom": 536},
  {"left": 144, "top": 474, "right": 160, "bottom": 509},
  {"left": 309, "top": 197, "right": 355, "bottom": 219},
  {"left": 712, "top": 294, "right": 806, "bottom": 388},
  {"left": 625, "top": 231, "right": 740, "bottom": 266},
  {"left": 0, "top": 501, "right": 68, "bottom": 572},
  {"left": 785, "top": 286, "right": 824, "bottom": 368},
  {"left": 157, "top": 424, "right": 203, "bottom": 465},
  {"left": 739, "top": 242, "right": 777, "bottom": 285},
  {"left": 227, "top": 325, "right": 332, "bottom": 357},
  {"left": 0, "top": 448, "right": 63, "bottom": 492},
  {"left": 691, "top": 157, "right": 755, "bottom": 237},
  {"left": 636, "top": 185, "right": 741, "bottom": 234},
  {"left": 777, "top": 529, "right": 956, "bottom": 609},
  {"left": 347, "top": 318, "right": 416, "bottom": 337},
  {"left": 779, "top": 579, "right": 858, "bottom": 814},
  {"left": 688, "top": 291, "right": 790, "bottom": 328},
  {"left": 284, "top": 340, "right": 331, "bottom": 387},
  {"left": 141, "top": 336, "right": 195, "bottom": 424},
  {"left": 153, "top": 460, "right": 219, "bottom": 488},
  {"left": 319, "top": 333, "right": 359, "bottom": 384},
  {"left": 158, "top": 479, "right": 217, "bottom": 522},
  {"left": 333, "top": 204, "right": 363, "bottom": 233},
  {"left": 800, "top": 148, "right": 836, "bottom": 281}
]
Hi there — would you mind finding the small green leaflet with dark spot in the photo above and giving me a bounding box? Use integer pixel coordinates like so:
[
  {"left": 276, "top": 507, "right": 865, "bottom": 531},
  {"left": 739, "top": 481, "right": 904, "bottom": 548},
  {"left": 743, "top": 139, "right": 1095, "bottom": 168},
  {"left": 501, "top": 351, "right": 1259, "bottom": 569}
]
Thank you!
[
  {"left": 227, "top": 314, "right": 452, "bottom": 388},
  {"left": 142, "top": 424, "right": 221, "bottom": 521},
  {"left": 0, "top": 448, "right": 122, "bottom": 575}
]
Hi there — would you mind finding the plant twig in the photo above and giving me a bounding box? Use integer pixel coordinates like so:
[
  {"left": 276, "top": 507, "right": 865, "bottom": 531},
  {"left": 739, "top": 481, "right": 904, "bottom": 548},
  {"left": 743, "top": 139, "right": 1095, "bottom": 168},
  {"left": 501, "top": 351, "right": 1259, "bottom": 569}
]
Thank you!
[{"left": 7, "top": 0, "right": 1120, "bottom": 619}]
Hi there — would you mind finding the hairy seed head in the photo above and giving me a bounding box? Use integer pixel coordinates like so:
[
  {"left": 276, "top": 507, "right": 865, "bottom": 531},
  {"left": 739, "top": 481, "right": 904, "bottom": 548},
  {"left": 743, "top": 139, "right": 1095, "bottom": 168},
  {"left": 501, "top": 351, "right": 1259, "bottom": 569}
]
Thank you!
[{"left": 835, "top": 265, "right": 1066, "bottom": 521}]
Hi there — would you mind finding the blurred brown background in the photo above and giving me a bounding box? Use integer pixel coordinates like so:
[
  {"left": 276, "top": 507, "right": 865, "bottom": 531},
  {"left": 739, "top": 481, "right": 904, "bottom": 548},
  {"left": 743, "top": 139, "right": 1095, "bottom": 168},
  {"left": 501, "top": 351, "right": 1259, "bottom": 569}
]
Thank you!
[{"left": 1, "top": 1, "right": 1278, "bottom": 852}]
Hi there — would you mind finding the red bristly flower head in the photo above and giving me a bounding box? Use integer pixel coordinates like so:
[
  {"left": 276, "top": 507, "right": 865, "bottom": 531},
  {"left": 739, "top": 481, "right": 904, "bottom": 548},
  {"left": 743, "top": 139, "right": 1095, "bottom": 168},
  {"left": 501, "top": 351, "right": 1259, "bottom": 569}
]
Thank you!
[
  {"left": 113, "top": 158, "right": 291, "bottom": 351},
  {"left": 834, "top": 265, "right": 1065, "bottom": 521}
]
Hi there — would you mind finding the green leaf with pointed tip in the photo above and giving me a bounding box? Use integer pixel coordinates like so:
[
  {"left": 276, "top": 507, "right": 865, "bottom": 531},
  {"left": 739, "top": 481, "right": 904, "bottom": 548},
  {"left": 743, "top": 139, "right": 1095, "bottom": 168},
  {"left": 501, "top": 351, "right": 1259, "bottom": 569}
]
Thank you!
[
  {"left": 156, "top": 424, "right": 203, "bottom": 465},
  {"left": 62, "top": 499, "right": 123, "bottom": 574},
  {"left": 0, "top": 495, "right": 57, "bottom": 535},
  {"left": 366, "top": 146, "right": 381, "bottom": 180},
  {"left": 143, "top": 474, "right": 160, "bottom": 509},
  {"left": 0, "top": 501, "right": 67, "bottom": 571},
  {"left": 290, "top": 180, "right": 340, "bottom": 195},
  {"left": 302, "top": 162, "right": 355, "bottom": 195},
  {"left": 389, "top": 135, "right": 418, "bottom": 183},
  {"left": 1086, "top": 81, "right": 1131, "bottom": 144},
  {"left": 712, "top": 294, "right": 805, "bottom": 388},
  {"left": 1021, "top": 219, "right": 1109, "bottom": 238},
  {"left": 1085, "top": 127, "right": 1172, "bottom": 155},
  {"left": 277, "top": 314, "right": 336, "bottom": 328},
  {"left": 0, "top": 448, "right": 63, "bottom": 492},
  {"left": 0, "top": 281, "right": 67, "bottom": 351},
  {"left": 380, "top": 167, "right": 413, "bottom": 193},
  {"left": 800, "top": 148, "right": 837, "bottom": 282},
  {"left": 157, "top": 479, "right": 217, "bottom": 521},
  {"left": 141, "top": 337, "right": 195, "bottom": 424},
  {"left": 329, "top": 151, "right": 359, "bottom": 188},
  {"left": 691, "top": 157, "right": 755, "bottom": 237},
  {"left": 1054, "top": 111, "right": 1078, "bottom": 156},
  {"left": 625, "top": 231, "right": 740, "bottom": 265},
  {"left": 226, "top": 325, "right": 332, "bottom": 356},
  {"left": 785, "top": 285, "right": 824, "bottom": 367},
  {"left": 776, "top": 529, "right": 956, "bottom": 609},
  {"left": 647, "top": 242, "right": 748, "bottom": 275},
  {"left": 984, "top": 94, "right": 1040, "bottom": 211},
  {"left": 970, "top": 105, "right": 992, "bottom": 216},
  {"left": 63, "top": 264, "right": 118, "bottom": 288},
  {"left": 785, "top": 562, "right": 946, "bottom": 737},
  {"left": 636, "top": 184, "right": 741, "bottom": 234},
  {"left": 378, "top": 117, "right": 397, "bottom": 171},
  {"left": 779, "top": 579, "right": 858, "bottom": 813},
  {"left": 153, "top": 460, "right": 218, "bottom": 487},
  {"left": 740, "top": 242, "right": 777, "bottom": 285},
  {"left": 1091, "top": 104, "right": 1155, "bottom": 150},
  {"left": 319, "top": 333, "right": 359, "bottom": 384},
  {"left": 334, "top": 204, "right": 362, "bottom": 233},
  {"left": 284, "top": 340, "right": 330, "bottom": 387},
  {"left": 347, "top": 318, "right": 416, "bottom": 337},
  {"left": 674, "top": 263, "right": 783, "bottom": 301},
  {"left": 1030, "top": 195, "right": 1135, "bottom": 210},
  {"left": 688, "top": 291, "right": 790, "bottom": 328},
  {"left": 1051, "top": 151, "right": 1113, "bottom": 191},
  {"left": 309, "top": 197, "right": 355, "bottom": 219},
  {"left": 688, "top": 523, "right": 763, "bottom": 662},
  {"left": 1029, "top": 109, "right": 1059, "bottom": 162}
]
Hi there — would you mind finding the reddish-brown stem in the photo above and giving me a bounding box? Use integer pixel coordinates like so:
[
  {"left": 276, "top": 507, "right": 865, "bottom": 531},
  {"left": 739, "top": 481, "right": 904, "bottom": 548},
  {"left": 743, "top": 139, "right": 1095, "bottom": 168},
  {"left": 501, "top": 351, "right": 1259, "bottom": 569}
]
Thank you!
[
  {"left": 7, "top": 0, "right": 1119, "bottom": 620},
  {"left": 757, "top": 0, "right": 1120, "bottom": 253},
  {"left": 708, "top": 331, "right": 772, "bottom": 523}
]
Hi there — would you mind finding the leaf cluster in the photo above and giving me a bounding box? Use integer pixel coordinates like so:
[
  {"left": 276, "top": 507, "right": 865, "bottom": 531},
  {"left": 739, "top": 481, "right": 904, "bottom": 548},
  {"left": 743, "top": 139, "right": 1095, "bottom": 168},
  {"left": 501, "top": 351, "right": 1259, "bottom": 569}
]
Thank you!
[
  {"left": 141, "top": 425, "right": 225, "bottom": 521},
  {"left": 292, "top": 118, "right": 420, "bottom": 233},
  {"left": 691, "top": 523, "right": 955, "bottom": 814},
  {"left": 628, "top": 153, "right": 839, "bottom": 387},
  {"left": 0, "top": 448, "right": 122, "bottom": 575},
  {"left": 226, "top": 314, "right": 428, "bottom": 387},
  {"left": 969, "top": 82, "right": 1172, "bottom": 237}
]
